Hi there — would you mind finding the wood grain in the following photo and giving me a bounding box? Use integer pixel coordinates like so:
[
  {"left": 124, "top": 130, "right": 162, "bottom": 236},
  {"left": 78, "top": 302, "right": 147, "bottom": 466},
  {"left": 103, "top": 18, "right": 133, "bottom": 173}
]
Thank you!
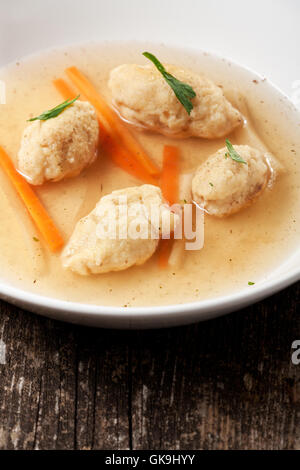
[{"left": 0, "top": 283, "right": 299, "bottom": 450}]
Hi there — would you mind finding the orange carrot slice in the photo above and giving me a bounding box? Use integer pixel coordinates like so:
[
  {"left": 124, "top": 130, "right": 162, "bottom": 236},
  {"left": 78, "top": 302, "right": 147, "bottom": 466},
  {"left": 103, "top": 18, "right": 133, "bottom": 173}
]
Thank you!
[
  {"left": 53, "top": 78, "right": 78, "bottom": 100},
  {"left": 101, "top": 134, "right": 158, "bottom": 185},
  {"left": 65, "top": 66, "right": 160, "bottom": 177},
  {"left": 161, "top": 145, "right": 179, "bottom": 205},
  {"left": 53, "top": 77, "right": 157, "bottom": 185},
  {"left": 158, "top": 239, "right": 174, "bottom": 269},
  {"left": 158, "top": 145, "right": 180, "bottom": 268},
  {"left": 0, "top": 146, "right": 64, "bottom": 252}
]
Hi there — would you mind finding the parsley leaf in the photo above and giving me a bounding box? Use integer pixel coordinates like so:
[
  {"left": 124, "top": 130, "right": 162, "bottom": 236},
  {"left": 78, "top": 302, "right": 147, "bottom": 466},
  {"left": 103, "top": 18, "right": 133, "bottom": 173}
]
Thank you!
[
  {"left": 225, "top": 139, "right": 247, "bottom": 164},
  {"left": 248, "top": 281, "right": 255, "bottom": 286},
  {"left": 28, "top": 95, "right": 80, "bottom": 122},
  {"left": 142, "top": 52, "right": 196, "bottom": 115}
]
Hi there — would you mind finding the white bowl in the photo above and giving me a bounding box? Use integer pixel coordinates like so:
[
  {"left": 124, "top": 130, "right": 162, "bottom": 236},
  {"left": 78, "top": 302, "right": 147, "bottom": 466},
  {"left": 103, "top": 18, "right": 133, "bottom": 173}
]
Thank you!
[{"left": 0, "top": 1, "right": 299, "bottom": 328}]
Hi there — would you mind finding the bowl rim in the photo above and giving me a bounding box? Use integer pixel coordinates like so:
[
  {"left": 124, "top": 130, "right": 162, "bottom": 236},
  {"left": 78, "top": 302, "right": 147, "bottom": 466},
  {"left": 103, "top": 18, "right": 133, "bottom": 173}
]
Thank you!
[
  {"left": 0, "top": 41, "right": 299, "bottom": 325},
  {"left": 0, "top": 263, "right": 299, "bottom": 322}
]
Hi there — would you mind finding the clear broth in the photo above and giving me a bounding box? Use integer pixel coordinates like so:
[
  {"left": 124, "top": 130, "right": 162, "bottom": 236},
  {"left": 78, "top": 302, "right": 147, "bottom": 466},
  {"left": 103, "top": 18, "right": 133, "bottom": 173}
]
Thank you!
[{"left": 0, "top": 42, "right": 299, "bottom": 307}]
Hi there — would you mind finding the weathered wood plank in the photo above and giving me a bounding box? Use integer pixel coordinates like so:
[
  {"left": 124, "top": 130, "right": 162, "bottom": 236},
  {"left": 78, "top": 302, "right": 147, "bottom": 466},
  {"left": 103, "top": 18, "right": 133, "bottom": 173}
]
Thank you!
[
  {"left": 0, "top": 283, "right": 298, "bottom": 450},
  {"left": 131, "top": 283, "right": 300, "bottom": 450},
  {"left": 0, "top": 306, "right": 130, "bottom": 450},
  {"left": 0, "top": 304, "right": 76, "bottom": 449},
  {"left": 75, "top": 328, "right": 130, "bottom": 450}
]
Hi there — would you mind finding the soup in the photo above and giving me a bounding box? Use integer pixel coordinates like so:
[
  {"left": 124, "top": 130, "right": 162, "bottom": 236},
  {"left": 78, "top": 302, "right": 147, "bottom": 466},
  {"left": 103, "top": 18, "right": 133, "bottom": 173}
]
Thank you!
[{"left": 0, "top": 42, "right": 299, "bottom": 307}]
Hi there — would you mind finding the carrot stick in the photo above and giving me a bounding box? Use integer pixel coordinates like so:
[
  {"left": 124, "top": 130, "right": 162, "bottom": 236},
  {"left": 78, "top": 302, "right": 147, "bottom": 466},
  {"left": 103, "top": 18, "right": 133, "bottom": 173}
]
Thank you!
[
  {"left": 101, "top": 134, "right": 158, "bottom": 185},
  {"left": 158, "top": 239, "right": 174, "bottom": 269},
  {"left": 158, "top": 145, "right": 180, "bottom": 268},
  {"left": 53, "top": 77, "right": 157, "bottom": 185},
  {"left": 161, "top": 145, "right": 179, "bottom": 205},
  {"left": 53, "top": 78, "right": 78, "bottom": 100},
  {"left": 65, "top": 66, "right": 160, "bottom": 177},
  {"left": 0, "top": 146, "right": 64, "bottom": 252}
]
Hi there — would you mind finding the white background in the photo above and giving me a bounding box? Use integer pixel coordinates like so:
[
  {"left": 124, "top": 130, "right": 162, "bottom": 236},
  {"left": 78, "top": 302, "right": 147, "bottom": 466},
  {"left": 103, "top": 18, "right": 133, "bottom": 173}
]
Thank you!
[{"left": 0, "top": 0, "right": 299, "bottom": 96}]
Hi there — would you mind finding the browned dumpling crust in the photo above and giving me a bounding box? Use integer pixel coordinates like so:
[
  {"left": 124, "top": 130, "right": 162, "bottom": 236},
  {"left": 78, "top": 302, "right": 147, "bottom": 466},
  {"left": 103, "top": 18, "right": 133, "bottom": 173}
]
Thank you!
[{"left": 109, "top": 63, "right": 243, "bottom": 138}]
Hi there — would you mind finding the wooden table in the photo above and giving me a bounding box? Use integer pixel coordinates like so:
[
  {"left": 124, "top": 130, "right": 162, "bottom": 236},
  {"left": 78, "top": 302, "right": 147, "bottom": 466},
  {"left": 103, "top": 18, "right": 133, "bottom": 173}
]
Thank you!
[{"left": 0, "top": 282, "right": 299, "bottom": 450}]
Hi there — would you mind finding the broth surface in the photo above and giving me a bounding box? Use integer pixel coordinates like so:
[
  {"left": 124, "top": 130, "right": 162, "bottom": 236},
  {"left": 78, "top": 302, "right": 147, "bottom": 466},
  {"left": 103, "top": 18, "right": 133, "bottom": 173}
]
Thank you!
[{"left": 0, "top": 42, "right": 299, "bottom": 307}]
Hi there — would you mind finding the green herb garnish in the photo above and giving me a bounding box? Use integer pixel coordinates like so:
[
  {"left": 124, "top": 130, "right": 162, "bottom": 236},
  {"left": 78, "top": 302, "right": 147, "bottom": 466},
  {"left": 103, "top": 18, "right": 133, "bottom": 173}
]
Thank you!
[
  {"left": 209, "top": 182, "right": 214, "bottom": 187},
  {"left": 248, "top": 281, "right": 255, "bottom": 286},
  {"left": 225, "top": 139, "right": 247, "bottom": 164},
  {"left": 142, "top": 52, "right": 196, "bottom": 115},
  {"left": 28, "top": 95, "right": 80, "bottom": 122},
  {"left": 33, "top": 237, "right": 39, "bottom": 242}
]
